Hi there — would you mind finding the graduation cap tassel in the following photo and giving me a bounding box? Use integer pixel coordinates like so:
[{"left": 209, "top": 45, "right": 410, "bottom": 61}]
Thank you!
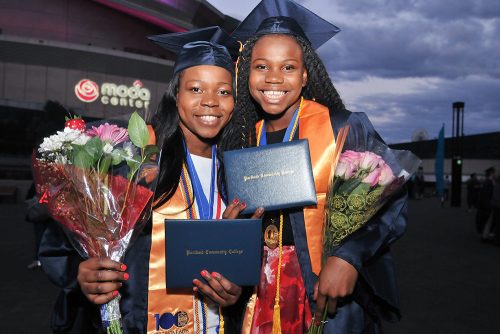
[
  {"left": 271, "top": 212, "right": 284, "bottom": 334},
  {"left": 218, "top": 306, "right": 225, "bottom": 334},
  {"left": 235, "top": 41, "right": 245, "bottom": 97}
]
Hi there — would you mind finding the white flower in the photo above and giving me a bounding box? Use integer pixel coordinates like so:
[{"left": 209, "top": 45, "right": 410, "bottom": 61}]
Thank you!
[
  {"left": 39, "top": 137, "right": 62, "bottom": 153},
  {"left": 37, "top": 128, "right": 91, "bottom": 164},
  {"left": 103, "top": 143, "right": 114, "bottom": 154},
  {"left": 123, "top": 142, "right": 138, "bottom": 160},
  {"left": 38, "top": 128, "right": 90, "bottom": 154}
]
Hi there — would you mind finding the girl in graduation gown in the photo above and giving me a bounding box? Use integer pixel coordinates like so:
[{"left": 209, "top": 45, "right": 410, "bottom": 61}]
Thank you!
[
  {"left": 219, "top": 0, "right": 408, "bottom": 333},
  {"left": 39, "top": 26, "right": 263, "bottom": 334}
]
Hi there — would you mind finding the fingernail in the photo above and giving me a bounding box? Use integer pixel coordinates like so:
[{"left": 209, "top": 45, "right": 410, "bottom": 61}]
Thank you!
[
  {"left": 123, "top": 273, "right": 129, "bottom": 280},
  {"left": 211, "top": 272, "right": 220, "bottom": 279},
  {"left": 241, "top": 202, "right": 247, "bottom": 208},
  {"left": 232, "top": 198, "right": 239, "bottom": 205},
  {"left": 113, "top": 290, "right": 118, "bottom": 297},
  {"left": 120, "top": 264, "right": 127, "bottom": 271},
  {"left": 200, "top": 270, "right": 209, "bottom": 278}
]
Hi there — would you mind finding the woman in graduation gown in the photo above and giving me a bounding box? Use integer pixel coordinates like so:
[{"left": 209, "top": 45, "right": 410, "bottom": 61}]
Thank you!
[
  {"left": 219, "top": 0, "right": 408, "bottom": 333},
  {"left": 39, "top": 26, "right": 262, "bottom": 334}
]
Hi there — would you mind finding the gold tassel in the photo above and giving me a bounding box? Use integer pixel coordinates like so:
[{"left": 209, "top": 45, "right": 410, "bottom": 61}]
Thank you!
[
  {"left": 218, "top": 305, "right": 225, "bottom": 334},
  {"left": 235, "top": 40, "right": 245, "bottom": 98},
  {"left": 272, "top": 302, "right": 281, "bottom": 334},
  {"left": 271, "top": 212, "right": 284, "bottom": 334}
]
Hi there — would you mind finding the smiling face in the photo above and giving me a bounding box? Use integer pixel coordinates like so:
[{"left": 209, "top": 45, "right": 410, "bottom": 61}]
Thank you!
[
  {"left": 249, "top": 34, "right": 308, "bottom": 130},
  {"left": 176, "top": 65, "right": 234, "bottom": 155}
]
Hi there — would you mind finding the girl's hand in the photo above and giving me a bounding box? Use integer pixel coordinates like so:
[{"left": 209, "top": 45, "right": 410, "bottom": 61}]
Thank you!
[
  {"left": 77, "top": 257, "right": 128, "bottom": 305},
  {"left": 193, "top": 270, "right": 242, "bottom": 307},
  {"left": 222, "top": 198, "right": 264, "bottom": 219},
  {"left": 313, "top": 256, "right": 358, "bottom": 322}
]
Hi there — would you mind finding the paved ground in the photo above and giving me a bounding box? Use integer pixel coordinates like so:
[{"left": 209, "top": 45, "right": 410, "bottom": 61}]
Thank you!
[{"left": 1, "top": 196, "right": 499, "bottom": 333}]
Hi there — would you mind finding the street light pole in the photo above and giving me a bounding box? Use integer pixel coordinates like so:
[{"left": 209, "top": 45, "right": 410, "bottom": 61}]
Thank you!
[{"left": 451, "top": 101, "right": 464, "bottom": 207}]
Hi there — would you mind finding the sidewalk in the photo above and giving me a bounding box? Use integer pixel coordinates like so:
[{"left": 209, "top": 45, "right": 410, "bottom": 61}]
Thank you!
[
  {"left": 385, "top": 197, "right": 500, "bottom": 334},
  {"left": 1, "top": 197, "right": 499, "bottom": 333}
]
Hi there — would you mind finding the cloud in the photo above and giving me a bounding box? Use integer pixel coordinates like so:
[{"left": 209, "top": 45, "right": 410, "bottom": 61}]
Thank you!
[
  {"left": 207, "top": 0, "right": 500, "bottom": 144},
  {"left": 339, "top": 74, "right": 500, "bottom": 143},
  {"left": 317, "top": 2, "right": 500, "bottom": 80}
]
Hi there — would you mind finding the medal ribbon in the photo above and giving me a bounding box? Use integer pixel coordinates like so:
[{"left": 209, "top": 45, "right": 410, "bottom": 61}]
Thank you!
[
  {"left": 256, "top": 97, "right": 303, "bottom": 334},
  {"left": 257, "top": 97, "right": 303, "bottom": 146},
  {"left": 183, "top": 143, "right": 218, "bottom": 220},
  {"left": 180, "top": 143, "right": 222, "bottom": 333}
]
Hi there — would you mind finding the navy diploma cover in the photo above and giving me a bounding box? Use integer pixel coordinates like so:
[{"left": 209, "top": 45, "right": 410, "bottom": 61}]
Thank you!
[
  {"left": 164, "top": 218, "right": 262, "bottom": 289},
  {"left": 223, "top": 140, "right": 317, "bottom": 214}
]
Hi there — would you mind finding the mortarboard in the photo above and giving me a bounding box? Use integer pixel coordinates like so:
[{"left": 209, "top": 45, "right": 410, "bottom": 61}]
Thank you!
[
  {"left": 231, "top": 0, "right": 340, "bottom": 50},
  {"left": 148, "top": 26, "right": 237, "bottom": 75}
]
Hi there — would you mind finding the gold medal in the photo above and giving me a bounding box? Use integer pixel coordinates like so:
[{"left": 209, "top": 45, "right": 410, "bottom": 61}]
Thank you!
[{"left": 264, "top": 223, "right": 279, "bottom": 249}]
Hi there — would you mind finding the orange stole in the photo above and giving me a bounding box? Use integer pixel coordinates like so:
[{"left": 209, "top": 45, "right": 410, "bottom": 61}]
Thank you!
[
  {"left": 146, "top": 184, "right": 195, "bottom": 333},
  {"left": 241, "top": 100, "right": 335, "bottom": 334},
  {"left": 298, "top": 100, "right": 336, "bottom": 276}
]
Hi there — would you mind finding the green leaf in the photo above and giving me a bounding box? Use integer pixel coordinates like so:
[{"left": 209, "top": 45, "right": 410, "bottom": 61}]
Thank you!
[
  {"left": 110, "top": 149, "right": 126, "bottom": 165},
  {"left": 128, "top": 111, "right": 149, "bottom": 149},
  {"left": 73, "top": 147, "right": 93, "bottom": 169},
  {"left": 84, "top": 137, "right": 103, "bottom": 163},
  {"left": 352, "top": 182, "right": 371, "bottom": 195},
  {"left": 338, "top": 179, "right": 362, "bottom": 194},
  {"left": 98, "top": 155, "right": 112, "bottom": 174}
]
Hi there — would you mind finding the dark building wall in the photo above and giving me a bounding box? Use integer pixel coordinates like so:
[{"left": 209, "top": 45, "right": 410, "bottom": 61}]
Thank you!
[
  {"left": 390, "top": 132, "right": 500, "bottom": 160},
  {"left": 0, "top": 0, "right": 171, "bottom": 59}
]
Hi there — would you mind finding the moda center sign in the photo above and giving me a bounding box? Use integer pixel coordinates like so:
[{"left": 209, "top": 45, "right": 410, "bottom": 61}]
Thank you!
[{"left": 74, "top": 79, "right": 151, "bottom": 109}]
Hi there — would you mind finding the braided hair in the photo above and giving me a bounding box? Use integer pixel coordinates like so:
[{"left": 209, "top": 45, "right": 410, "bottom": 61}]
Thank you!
[{"left": 219, "top": 34, "right": 345, "bottom": 152}]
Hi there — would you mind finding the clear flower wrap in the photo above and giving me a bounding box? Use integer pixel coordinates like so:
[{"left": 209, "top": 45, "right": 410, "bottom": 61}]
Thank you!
[
  {"left": 309, "top": 126, "right": 421, "bottom": 334},
  {"left": 32, "top": 112, "right": 160, "bottom": 334},
  {"left": 323, "top": 134, "right": 421, "bottom": 250}
]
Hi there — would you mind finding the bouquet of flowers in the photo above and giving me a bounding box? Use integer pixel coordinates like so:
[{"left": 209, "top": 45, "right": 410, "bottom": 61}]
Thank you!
[
  {"left": 309, "top": 125, "right": 421, "bottom": 333},
  {"left": 32, "top": 112, "right": 160, "bottom": 334}
]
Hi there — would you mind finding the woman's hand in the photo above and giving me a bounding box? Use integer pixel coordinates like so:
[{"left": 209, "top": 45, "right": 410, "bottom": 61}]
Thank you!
[
  {"left": 313, "top": 256, "right": 358, "bottom": 322},
  {"left": 77, "top": 257, "right": 128, "bottom": 305},
  {"left": 193, "top": 199, "right": 262, "bottom": 306},
  {"left": 193, "top": 270, "right": 242, "bottom": 307},
  {"left": 222, "top": 198, "right": 264, "bottom": 219}
]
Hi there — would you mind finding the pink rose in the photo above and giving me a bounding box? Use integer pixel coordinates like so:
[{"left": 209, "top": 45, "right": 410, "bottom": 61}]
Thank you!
[
  {"left": 342, "top": 150, "right": 362, "bottom": 164},
  {"left": 359, "top": 151, "right": 382, "bottom": 172},
  {"left": 362, "top": 168, "right": 381, "bottom": 187},
  {"left": 378, "top": 163, "right": 395, "bottom": 186},
  {"left": 335, "top": 160, "right": 357, "bottom": 179},
  {"left": 335, "top": 160, "right": 348, "bottom": 178}
]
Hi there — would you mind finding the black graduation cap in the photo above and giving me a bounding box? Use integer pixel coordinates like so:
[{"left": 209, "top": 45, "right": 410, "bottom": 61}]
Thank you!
[
  {"left": 148, "top": 26, "right": 238, "bottom": 75},
  {"left": 231, "top": 0, "right": 340, "bottom": 50}
]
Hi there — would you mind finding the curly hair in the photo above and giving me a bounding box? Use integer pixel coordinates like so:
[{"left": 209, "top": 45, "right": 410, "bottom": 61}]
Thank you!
[{"left": 219, "top": 34, "right": 345, "bottom": 152}]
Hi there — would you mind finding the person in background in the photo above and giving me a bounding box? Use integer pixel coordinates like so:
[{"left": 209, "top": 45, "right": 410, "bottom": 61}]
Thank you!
[
  {"left": 466, "top": 173, "right": 480, "bottom": 212},
  {"left": 490, "top": 171, "right": 500, "bottom": 245},
  {"left": 441, "top": 175, "right": 451, "bottom": 207},
  {"left": 26, "top": 101, "right": 67, "bottom": 270},
  {"left": 476, "top": 166, "right": 496, "bottom": 240},
  {"left": 25, "top": 182, "right": 50, "bottom": 269}
]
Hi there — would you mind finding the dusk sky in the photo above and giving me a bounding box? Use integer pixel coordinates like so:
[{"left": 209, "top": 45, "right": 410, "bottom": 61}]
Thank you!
[{"left": 207, "top": 0, "right": 500, "bottom": 144}]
